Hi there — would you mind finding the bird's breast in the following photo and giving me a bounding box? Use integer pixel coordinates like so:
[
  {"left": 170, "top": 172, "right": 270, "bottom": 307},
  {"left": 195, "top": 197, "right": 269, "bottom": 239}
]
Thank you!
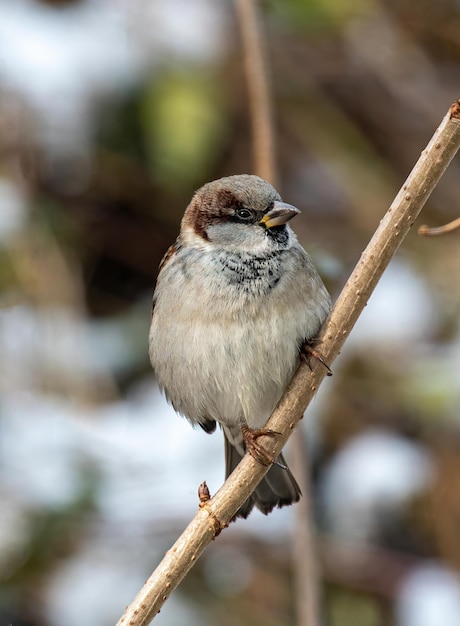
[{"left": 213, "top": 250, "right": 283, "bottom": 293}]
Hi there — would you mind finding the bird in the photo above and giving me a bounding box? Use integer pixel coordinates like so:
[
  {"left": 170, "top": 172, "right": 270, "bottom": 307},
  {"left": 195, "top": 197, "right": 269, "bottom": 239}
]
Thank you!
[{"left": 149, "top": 174, "right": 331, "bottom": 518}]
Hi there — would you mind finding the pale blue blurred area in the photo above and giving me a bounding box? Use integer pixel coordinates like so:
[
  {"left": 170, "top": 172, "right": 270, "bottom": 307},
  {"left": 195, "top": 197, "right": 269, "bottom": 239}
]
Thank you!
[
  {"left": 319, "top": 428, "right": 433, "bottom": 540},
  {"left": 349, "top": 259, "right": 436, "bottom": 346},
  {"left": 397, "top": 565, "right": 460, "bottom": 626},
  {"left": 0, "top": 178, "right": 27, "bottom": 241}
]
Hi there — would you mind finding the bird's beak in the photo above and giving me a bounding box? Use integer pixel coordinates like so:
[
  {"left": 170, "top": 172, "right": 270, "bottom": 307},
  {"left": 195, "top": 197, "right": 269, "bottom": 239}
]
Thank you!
[{"left": 259, "top": 201, "right": 301, "bottom": 229}]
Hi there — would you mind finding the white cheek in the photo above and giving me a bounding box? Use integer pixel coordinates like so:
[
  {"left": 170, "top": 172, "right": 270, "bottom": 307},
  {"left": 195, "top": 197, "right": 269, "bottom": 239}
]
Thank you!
[
  {"left": 205, "top": 222, "right": 279, "bottom": 254},
  {"left": 180, "top": 226, "right": 212, "bottom": 251},
  {"left": 181, "top": 222, "right": 294, "bottom": 256}
]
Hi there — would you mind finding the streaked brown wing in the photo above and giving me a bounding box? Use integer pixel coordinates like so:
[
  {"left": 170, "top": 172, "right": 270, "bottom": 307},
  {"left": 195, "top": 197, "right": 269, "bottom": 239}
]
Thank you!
[{"left": 151, "top": 239, "right": 182, "bottom": 317}]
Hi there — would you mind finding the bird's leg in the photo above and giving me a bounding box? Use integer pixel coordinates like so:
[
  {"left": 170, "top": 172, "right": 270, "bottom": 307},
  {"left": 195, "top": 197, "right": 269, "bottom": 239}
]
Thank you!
[
  {"left": 301, "top": 339, "right": 332, "bottom": 376},
  {"left": 241, "top": 425, "right": 287, "bottom": 469}
]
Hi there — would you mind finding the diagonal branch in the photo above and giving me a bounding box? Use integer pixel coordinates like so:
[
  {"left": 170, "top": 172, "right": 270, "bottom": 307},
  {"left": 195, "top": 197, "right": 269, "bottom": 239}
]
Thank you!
[{"left": 116, "top": 99, "right": 460, "bottom": 626}]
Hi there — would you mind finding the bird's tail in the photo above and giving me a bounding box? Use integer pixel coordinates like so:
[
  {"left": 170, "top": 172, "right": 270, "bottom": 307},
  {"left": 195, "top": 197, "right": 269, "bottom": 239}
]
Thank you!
[{"left": 224, "top": 434, "right": 301, "bottom": 519}]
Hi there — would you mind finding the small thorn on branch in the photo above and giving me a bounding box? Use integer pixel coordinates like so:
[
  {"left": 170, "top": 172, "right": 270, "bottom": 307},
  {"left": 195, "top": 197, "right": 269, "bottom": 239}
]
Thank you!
[
  {"left": 198, "top": 481, "right": 211, "bottom": 507},
  {"left": 450, "top": 98, "right": 460, "bottom": 120}
]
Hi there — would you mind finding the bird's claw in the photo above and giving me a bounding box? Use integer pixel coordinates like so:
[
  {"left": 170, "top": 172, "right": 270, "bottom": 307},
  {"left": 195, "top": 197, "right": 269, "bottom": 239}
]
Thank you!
[
  {"left": 241, "top": 426, "right": 286, "bottom": 468},
  {"left": 302, "top": 342, "right": 332, "bottom": 376}
]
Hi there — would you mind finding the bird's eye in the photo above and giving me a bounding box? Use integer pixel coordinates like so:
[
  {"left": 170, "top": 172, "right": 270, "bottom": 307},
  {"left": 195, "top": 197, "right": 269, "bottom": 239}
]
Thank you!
[{"left": 236, "top": 208, "right": 252, "bottom": 220}]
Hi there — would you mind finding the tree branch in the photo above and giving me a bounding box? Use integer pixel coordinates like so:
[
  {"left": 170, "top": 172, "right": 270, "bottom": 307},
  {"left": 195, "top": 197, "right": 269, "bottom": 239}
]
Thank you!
[
  {"left": 290, "top": 431, "right": 321, "bottom": 626},
  {"left": 235, "top": 0, "right": 277, "bottom": 186},
  {"left": 116, "top": 100, "right": 460, "bottom": 626},
  {"left": 418, "top": 215, "right": 460, "bottom": 236}
]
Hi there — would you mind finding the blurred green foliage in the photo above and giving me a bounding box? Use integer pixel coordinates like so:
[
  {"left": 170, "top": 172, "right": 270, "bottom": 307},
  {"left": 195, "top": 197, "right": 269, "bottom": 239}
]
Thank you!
[
  {"left": 142, "top": 70, "right": 228, "bottom": 190},
  {"left": 268, "top": 0, "right": 372, "bottom": 31}
]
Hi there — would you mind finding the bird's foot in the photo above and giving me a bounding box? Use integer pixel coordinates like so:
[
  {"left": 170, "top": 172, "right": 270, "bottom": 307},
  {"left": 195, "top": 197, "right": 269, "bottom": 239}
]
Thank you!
[
  {"left": 241, "top": 426, "right": 287, "bottom": 469},
  {"left": 302, "top": 341, "right": 332, "bottom": 376}
]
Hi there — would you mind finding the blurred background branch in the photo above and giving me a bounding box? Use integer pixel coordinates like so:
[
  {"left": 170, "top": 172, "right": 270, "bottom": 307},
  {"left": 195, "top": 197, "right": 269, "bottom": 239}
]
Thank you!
[{"left": 235, "top": 0, "right": 277, "bottom": 186}]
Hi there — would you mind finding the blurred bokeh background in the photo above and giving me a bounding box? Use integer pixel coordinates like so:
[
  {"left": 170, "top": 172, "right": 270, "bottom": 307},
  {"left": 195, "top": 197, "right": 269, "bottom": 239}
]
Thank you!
[{"left": 1, "top": 0, "right": 460, "bottom": 625}]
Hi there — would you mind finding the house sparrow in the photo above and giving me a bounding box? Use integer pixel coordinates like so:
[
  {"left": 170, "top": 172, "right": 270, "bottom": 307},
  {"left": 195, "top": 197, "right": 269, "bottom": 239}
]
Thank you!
[{"left": 149, "top": 175, "right": 331, "bottom": 518}]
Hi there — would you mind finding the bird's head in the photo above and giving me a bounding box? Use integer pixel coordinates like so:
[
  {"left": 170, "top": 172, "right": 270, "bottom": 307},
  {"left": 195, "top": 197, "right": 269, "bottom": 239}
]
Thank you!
[{"left": 181, "top": 175, "right": 300, "bottom": 253}]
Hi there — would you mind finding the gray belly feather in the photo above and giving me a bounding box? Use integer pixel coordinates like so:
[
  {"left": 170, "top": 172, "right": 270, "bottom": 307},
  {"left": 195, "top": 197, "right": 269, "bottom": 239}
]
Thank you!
[{"left": 150, "top": 246, "right": 329, "bottom": 431}]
